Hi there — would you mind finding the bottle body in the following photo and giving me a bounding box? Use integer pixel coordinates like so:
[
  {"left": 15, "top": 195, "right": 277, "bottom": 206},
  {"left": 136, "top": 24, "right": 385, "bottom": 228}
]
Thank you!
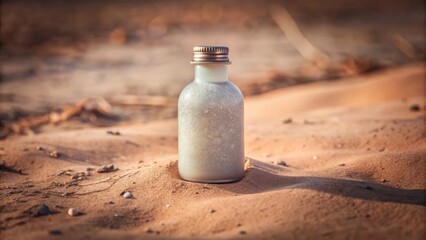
[{"left": 178, "top": 64, "right": 244, "bottom": 183}]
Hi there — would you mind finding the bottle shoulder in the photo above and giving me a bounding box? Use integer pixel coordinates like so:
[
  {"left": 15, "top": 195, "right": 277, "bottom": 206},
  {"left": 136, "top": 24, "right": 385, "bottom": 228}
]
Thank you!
[{"left": 178, "top": 80, "right": 243, "bottom": 107}]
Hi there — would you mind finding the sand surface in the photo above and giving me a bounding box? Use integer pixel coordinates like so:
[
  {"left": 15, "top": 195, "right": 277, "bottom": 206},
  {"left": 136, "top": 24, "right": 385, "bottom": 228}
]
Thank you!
[{"left": 0, "top": 63, "right": 425, "bottom": 239}]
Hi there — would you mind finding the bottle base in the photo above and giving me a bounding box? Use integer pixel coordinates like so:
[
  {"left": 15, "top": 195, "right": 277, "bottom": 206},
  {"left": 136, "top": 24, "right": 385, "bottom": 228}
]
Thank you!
[{"left": 179, "top": 175, "right": 244, "bottom": 184}]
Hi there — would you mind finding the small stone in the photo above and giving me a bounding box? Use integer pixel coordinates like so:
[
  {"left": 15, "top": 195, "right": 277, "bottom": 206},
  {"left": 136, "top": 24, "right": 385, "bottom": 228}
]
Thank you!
[
  {"left": 282, "top": 118, "right": 292, "bottom": 124},
  {"left": 107, "top": 130, "right": 121, "bottom": 136},
  {"left": 378, "top": 148, "right": 386, "bottom": 152},
  {"left": 105, "top": 201, "right": 114, "bottom": 204},
  {"left": 145, "top": 228, "right": 155, "bottom": 234},
  {"left": 123, "top": 191, "right": 133, "bottom": 199},
  {"left": 409, "top": 104, "right": 420, "bottom": 112},
  {"left": 35, "top": 204, "right": 50, "bottom": 216},
  {"left": 239, "top": 230, "right": 247, "bottom": 235},
  {"left": 210, "top": 209, "right": 216, "bottom": 213},
  {"left": 68, "top": 208, "right": 78, "bottom": 216},
  {"left": 338, "top": 163, "right": 346, "bottom": 167},
  {"left": 86, "top": 167, "right": 95, "bottom": 171},
  {"left": 312, "top": 155, "right": 317, "bottom": 160},
  {"left": 273, "top": 160, "right": 287, "bottom": 166},
  {"left": 166, "top": 204, "right": 171, "bottom": 208},
  {"left": 236, "top": 223, "right": 242, "bottom": 227},
  {"left": 36, "top": 146, "right": 44, "bottom": 151},
  {"left": 97, "top": 164, "right": 116, "bottom": 173},
  {"left": 61, "top": 192, "right": 71, "bottom": 197},
  {"left": 48, "top": 229, "right": 62, "bottom": 235},
  {"left": 49, "top": 151, "right": 60, "bottom": 158}
]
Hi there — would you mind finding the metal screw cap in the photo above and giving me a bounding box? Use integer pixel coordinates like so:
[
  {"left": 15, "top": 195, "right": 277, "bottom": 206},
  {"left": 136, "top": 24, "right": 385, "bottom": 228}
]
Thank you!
[{"left": 190, "top": 46, "right": 231, "bottom": 64}]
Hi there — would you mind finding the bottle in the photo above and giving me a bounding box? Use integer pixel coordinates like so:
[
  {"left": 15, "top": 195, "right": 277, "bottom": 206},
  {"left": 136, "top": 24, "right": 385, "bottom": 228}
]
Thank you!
[{"left": 178, "top": 46, "right": 245, "bottom": 183}]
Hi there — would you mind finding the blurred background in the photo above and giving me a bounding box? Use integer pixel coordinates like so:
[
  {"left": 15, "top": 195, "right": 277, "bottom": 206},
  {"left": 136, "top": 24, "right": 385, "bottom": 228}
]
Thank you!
[{"left": 1, "top": 0, "right": 425, "bottom": 138}]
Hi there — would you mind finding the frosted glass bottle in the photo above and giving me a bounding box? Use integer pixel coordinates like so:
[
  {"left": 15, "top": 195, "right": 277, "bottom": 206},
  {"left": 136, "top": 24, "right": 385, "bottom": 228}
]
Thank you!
[{"left": 178, "top": 46, "right": 244, "bottom": 183}]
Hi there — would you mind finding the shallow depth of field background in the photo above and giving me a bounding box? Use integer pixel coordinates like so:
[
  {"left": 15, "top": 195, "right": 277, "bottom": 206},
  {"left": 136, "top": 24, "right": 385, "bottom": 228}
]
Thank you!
[{"left": 1, "top": 0, "right": 425, "bottom": 135}]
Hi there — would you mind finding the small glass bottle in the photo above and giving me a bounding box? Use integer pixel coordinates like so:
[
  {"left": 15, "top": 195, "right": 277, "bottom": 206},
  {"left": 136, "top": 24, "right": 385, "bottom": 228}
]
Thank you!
[{"left": 178, "top": 46, "right": 244, "bottom": 183}]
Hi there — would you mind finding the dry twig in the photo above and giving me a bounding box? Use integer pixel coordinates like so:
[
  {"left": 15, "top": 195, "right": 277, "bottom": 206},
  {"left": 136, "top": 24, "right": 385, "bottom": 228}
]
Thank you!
[
  {"left": 269, "top": 4, "right": 330, "bottom": 66},
  {"left": 392, "top": 34, "right": 423, "bottom": 60},
  {"left": 3, "top": 98, "right": 117, "bottom": 138}
]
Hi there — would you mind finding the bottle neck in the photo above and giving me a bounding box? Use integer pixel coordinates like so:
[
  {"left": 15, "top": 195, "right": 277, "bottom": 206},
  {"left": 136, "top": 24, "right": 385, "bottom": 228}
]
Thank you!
[{"left": 194, "top": 64, "right": 229, "bottom": 83}]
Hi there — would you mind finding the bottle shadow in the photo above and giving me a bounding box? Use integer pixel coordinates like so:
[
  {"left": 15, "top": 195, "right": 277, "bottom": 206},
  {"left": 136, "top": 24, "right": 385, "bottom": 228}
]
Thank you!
[{"left": 218, "top": 158, "right": 426, "bottom": 206}]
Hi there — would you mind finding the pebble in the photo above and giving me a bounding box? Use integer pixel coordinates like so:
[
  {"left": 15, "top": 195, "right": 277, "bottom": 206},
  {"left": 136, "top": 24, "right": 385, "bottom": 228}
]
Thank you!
[
  {"left": 36, "top": 146, "right": 44, "bottom": 151},
  {"left": 123, "top": 191, "right": 133, "bottom": 199},
  {"left": 282, "top": 118, "right": 292, "bottom": 124},
  {"left": 49, "top": 151, "right": 61, "bottom": 158},
  {"left": 61, "top": 192, "right": 71, "bottom": 197},
  {"left": 239, "top": 230, "right": 247, "bottom": 235},
  {"left": 97, "top": 164, "right": 116, "bottom": 173},
  {"left": 210, "top": 209, "right": 216, "bottom": 213},
  {"left": 312, "top": 155, "right": 318, "bottom": 160},
  {"left": 105, "top": 201, "right": 114, "bottom": 204},
  {"left": 273, "top": 160, "right": 287, "bottom": 166},
  {"left": 67, "top": 208, "right": 78, "bottom": 216},
  {"left": 409, "top": 104, "right": 420, "bottom": 112},
  {"left": 107, "top": 130, "right": 121, "bottom": 136},
  {"left": 166, "top": 204, "right": 171, "bottom": 208},
  {"left": 35, "top": 204, "right": 50, "bottom": 216}
]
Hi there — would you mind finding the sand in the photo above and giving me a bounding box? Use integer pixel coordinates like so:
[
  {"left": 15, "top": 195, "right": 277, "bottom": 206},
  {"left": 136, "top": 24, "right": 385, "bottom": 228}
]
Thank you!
[{"left": 0, "top": 63, "right": 425, "bottom": 239}]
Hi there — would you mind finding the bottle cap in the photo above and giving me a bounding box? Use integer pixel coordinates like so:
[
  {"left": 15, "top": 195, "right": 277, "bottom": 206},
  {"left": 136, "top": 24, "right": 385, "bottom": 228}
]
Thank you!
[{"left": 190, "top": 46, "right": 231, "bottom": 64}]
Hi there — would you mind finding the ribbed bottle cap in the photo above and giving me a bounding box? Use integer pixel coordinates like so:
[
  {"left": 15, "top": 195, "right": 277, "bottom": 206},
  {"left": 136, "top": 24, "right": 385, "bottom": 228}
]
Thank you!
[{"left": 190, "top": 46, "right": 231, "bottom": 64}]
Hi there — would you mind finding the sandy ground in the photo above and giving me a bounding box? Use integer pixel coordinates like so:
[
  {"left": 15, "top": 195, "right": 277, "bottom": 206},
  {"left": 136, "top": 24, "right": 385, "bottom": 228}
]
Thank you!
[{"left": 0, "top": 63, "right": 425, "bottom": 239}]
